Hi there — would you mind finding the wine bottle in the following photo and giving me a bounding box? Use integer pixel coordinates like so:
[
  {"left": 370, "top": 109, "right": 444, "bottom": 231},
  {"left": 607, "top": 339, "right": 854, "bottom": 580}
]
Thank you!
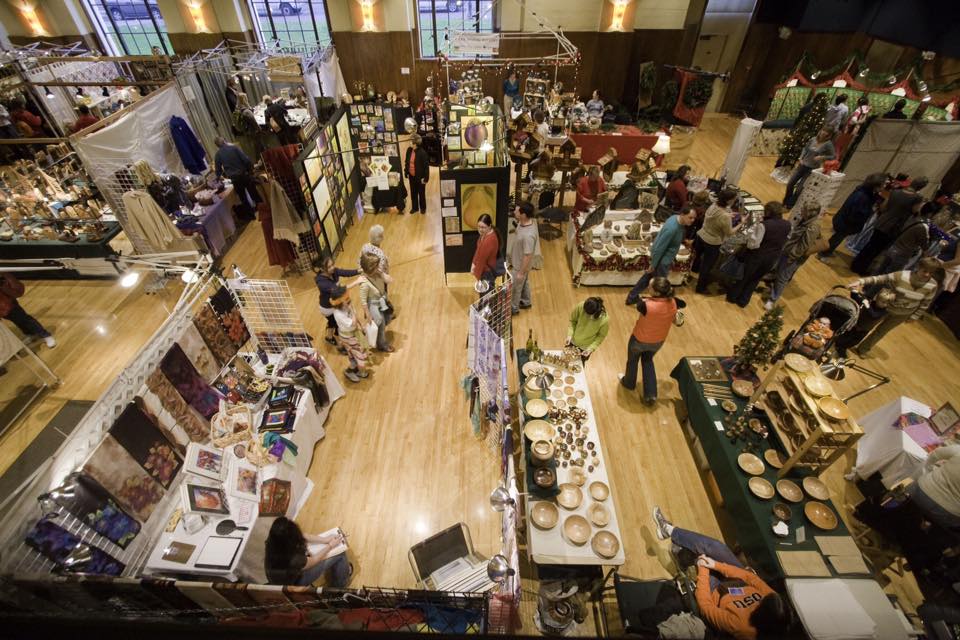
[
  {"left": 533, "top": 340, "right": 541, "bottom": 361},
  {"left": 526, "top": 329, "right": 534, "bottom": 354}
]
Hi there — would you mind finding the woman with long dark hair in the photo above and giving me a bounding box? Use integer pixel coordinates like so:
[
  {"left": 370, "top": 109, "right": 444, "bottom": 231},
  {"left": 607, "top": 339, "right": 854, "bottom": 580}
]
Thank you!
[
  {"left": 566, "top": 296, "right": 609, "bottom": 363},
  {"left": 264, "top": 517, "right": 352, "bottom": 586},
  {"left": 470, "top": 213, "right": 501, "bottom": 289}
]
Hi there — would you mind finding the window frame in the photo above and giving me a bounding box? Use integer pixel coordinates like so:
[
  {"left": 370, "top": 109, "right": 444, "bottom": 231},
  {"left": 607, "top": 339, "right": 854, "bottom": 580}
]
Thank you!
[
  {"left": 246, "top": 0, "right": 333, "bottom": 50},
  {"left": 417, "top": 0, "right": 497, "bottom": 60},
  {"left": 82, "top": 0, "right": 173, "bottom": 56}
]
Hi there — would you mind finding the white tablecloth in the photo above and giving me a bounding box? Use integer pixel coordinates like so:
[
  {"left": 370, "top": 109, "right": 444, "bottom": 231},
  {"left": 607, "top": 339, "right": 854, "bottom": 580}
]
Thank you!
[
  {"left": 787, "top": 578, "right": 914, "bottom": 640},
  {"left": 852, "top": 396, "right": 931, "bottom": 488},
  {"left": 523, "top": 350, "right": 626, "bottom": 566}
]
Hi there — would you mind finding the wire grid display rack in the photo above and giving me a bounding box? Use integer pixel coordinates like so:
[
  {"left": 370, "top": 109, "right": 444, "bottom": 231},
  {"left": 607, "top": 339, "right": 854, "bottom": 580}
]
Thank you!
[
  {"left": 259, "top": 142, "right": 320, "bottom": 273},
  {"left": 227, "top": 278, "right": 311, "bottom": 354},
  {"left": 469, "top": 275, "right": 513, "bottom": 457}
]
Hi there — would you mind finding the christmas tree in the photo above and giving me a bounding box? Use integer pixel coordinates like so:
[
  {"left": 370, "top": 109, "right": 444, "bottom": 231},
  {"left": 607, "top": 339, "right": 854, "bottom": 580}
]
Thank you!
[
  {"left": 733, "top": 305, "right": 784, "bottom": 373},
  {"left": 776, "top": 93, "right": 828, "bottom": 168}
]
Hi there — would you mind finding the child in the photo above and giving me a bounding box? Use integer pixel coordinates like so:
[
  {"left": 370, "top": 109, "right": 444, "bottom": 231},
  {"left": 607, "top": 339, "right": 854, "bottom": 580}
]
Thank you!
[
  {"left": 329, "top": 285, "right": 369, "bottom": 383},
  {"left": 834, "top": 288, "right": 896, "bottom": 358}
]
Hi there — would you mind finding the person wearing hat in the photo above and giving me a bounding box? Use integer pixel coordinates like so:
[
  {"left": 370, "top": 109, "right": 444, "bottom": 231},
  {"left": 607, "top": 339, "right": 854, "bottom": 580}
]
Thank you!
[
  {"left": 405, "top": 134, "right": 429, "bottom": 215},
  {"left": 329, "top": 285, "right": 369, "bottom": 383}
]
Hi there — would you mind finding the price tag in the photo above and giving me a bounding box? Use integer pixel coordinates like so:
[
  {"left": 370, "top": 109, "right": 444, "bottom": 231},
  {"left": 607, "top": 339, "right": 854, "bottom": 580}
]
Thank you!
[
  {"left": 795, "top": 526, "right": 806, "bottom": 544},
  {"left": 707, "top": 398, "right": 717, "bottom": 406},
  {"left": 714, "top": 420, "right": 724, "bottom": 432}
]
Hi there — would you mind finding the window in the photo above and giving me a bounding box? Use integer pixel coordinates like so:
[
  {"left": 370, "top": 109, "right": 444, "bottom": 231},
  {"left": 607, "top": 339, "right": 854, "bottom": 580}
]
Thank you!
[
  {"left": 84, "top": 1, "right": 173, "bottom": 56},
  {"left": 248, "top": 1, "right": 331, "bottom": 50},
  {"left": 418, "top": 0, "right": 496, "bottom": 59}
]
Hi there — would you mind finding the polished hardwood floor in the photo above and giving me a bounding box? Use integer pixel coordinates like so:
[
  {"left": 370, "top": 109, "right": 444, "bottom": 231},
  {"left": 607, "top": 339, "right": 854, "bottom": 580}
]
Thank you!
[{"left": 4, "top": 115, "right": 955, "bottom": 623}]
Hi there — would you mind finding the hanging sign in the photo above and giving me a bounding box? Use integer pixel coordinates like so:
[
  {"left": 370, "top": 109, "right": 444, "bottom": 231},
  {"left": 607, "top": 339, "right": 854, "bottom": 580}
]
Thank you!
[{"left": 450, "top": 32, "right": 500, "bottom": 56}]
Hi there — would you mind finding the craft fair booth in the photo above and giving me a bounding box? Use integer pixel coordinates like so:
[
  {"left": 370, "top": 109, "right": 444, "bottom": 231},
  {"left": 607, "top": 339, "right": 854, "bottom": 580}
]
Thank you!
[{"left": 438, "top": 104, "right": 511, "bottom": 279}]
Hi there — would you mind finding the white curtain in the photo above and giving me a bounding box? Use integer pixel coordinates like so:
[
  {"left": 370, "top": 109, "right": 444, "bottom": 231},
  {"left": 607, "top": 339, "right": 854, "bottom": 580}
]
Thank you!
[
  {"left": 722, "top": 118, "right": 762, "bottom": 186},
  {"left": 309, "top": 49, "right": 348, "bottom": 106}
]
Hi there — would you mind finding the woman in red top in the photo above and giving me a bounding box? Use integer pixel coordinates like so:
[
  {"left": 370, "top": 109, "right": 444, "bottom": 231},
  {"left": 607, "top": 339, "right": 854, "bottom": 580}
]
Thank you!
[
  {"left": 470, "top": 213, "right": 500, "bottom": 288},
  {"left": 9, "top": 98, "right": 43, "bottom": 137},
  {"left": 652, "top": 507, "right": 790, "bottom": 640},
  {"left": 665, "top": 164, "right": 690, "bottom": 210},
  {"left": 618, "top": 277, "right": 684, "bottom": 404},
  {"left": 574, "top": 165, "right": 606, "bottom": 213}
]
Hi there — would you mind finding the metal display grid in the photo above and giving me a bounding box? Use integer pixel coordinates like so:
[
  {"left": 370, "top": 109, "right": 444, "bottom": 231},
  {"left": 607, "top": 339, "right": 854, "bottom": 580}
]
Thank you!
[
  {"left": 227, "top": 277, "right": 311, "bottom": 354},
  {"left": 259, "top": 142, "right": 319, "bottom": 273},
  {"left": 470, "top": 275, "right": 513, "bottom": 456}
]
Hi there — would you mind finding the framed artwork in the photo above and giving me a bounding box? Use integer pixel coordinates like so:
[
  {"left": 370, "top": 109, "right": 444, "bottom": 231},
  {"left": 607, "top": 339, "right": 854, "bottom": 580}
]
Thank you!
[
  {"left": 931, "top": 402, "right": 960, "bottom": 436},
  {"left": 185, "top": 442, "right": 224, "bottom": 481},
  {"left": 461, "top": 115, "right": 493, "bottom": 150},
  {"left": 259, "top": 478, "right": 292, "bottom": 517},
  {"left": 445, "top": 234, "right": 464, "bottom": 246},
  {"left": 194, "top": 536, "right": 242, "bottom": 570},
  {"left": 444, "top": 217, "right": 461, "bottom": 234},
  {"left": 181, "top": 482, "right": 229, "bottom": 516},
  {"left": 261, "top": 407, "right": 292, "bottom": 432},
  {"left": 161, "top": 541, "right": 196, "bottom": 564},
  {"left": 441, "top": 179, "right": 456, "bottom": 198},
  {"left": 459, "top": 182, "right": 497, "bottom": 231},
  {"left": 447, "top": 136, "right": 461, "bottom": 150},
  {"left": 227, "top": 459, "right": 260, "bottom": 502}
]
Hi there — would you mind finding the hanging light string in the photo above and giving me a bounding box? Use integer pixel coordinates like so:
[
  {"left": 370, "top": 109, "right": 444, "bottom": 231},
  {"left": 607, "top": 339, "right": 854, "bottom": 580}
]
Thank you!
[{"left": 789, "top": 50, "right": 960, "bottom": 99}]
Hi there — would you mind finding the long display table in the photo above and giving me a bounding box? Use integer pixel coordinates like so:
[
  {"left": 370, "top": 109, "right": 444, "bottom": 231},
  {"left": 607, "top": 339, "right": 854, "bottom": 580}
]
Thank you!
[{"left": 671, "top": 357, "right": 855, "bottom": 582}]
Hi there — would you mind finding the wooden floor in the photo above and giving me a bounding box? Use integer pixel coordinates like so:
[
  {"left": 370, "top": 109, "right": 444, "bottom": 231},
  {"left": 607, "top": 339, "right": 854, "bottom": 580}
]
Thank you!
[{"left": 4, "top": 114, "right": 955, "bottom": 625}]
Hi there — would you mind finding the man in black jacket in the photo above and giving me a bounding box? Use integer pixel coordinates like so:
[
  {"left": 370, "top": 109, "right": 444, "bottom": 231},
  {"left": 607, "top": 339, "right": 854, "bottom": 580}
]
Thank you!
[
  {"left": 405, "top": 134, "right": 429, "bottom": 214},
  {"left": 851, "top": 176, "right": 928, "bottom": 275},
  {"left": 265, "top": 96, "right": 295, "bottom": 145}
]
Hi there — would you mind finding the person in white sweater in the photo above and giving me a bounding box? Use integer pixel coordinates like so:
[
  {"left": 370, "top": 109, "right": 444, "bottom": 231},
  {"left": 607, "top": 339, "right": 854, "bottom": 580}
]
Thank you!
[{"left": 909, "top": 444, "right": 960, "bottom": 530}]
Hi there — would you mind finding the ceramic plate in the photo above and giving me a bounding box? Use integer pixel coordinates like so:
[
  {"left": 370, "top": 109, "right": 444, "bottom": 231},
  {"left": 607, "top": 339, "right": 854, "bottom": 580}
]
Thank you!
[
  {"left": 589, "top": 481, "right": 609, "bottom": 501},
  {"left": 526, "top": 399, "right": 549, "bottom": 418},
  {"left": 587, "top": 502, "right": 610, "bottom": 527},
  {"left": 591, "top": 531, "right": 620, "bottom": 558},
  {"left": 803, "top": 376, "right": 833, "bottom": 397},
  {"left": 803, "top": 476, "right": 830, "bottom": 501},
  {"left": 764, "top": 449, "right": 784, "bottom": 469},
  {"left": 784, "top": 353, "right": 813, "bottom": 372},
  {"left": 557, "top": 483, "right": 583, "bottom": 509},
  {"left": 522, "top": 361, "right": 543, "bottom": 376},
  {"left": 804, "top": 501, "right": 838, "bottom": 530},
  {"left": 818, "top": 396, "right": 850, "bottom": 421},
  {"left": 748, "top": 476, "right": 775, "bottom": 500},
  {"left": 523, "top": 420, "right": 556, "bottom": 442},
  {"left": 563, "top": 515, "right": 591, "bottom": 545},
  {"left": 731, "top": 379, "right": 754, "bottom": 398},
  {"left": 531, "top": 501, "right": 559, "bottom": 530},
  {"left": 737, "top": 452, "right": 765, "bottom": 476},
  {"left": 776, "top": 479, "right": 803, "bottom": 503}
]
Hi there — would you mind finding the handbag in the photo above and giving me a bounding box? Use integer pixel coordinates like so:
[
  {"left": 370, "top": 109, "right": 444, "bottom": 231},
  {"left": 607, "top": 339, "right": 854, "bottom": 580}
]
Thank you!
[
  {"left": 718, "top": 254, "right": 745, "bottom": 281},
  {"left": 364, "top": 320, "right": 379, "bottom": 346}
]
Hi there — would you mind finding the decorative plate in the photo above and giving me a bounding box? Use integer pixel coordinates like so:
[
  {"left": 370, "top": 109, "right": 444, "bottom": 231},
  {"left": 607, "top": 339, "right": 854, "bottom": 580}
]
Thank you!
[
  {"left": 737, "top": 453, "right": 765, "bottom": 476},
  {"left": 591, "top": 531, "right": 619, "bottom": 558},
  {"left": 731, "top": 380, "right": 754, "bottom": 398},
  {"left": 802, "top": 476, "right": 830, "bottom": 501},
  {"left": 803, "top": 376, "right": 833, "bottom": 397},
  {"left": 784, "top": 353, "right": 813, "bottom": 372},
  {"left": 522, "top": 361, "right": 543, "bottom": 376},
  {"left": 804, "top": 501, "right": 838, "bottom": 530},
  {"left": 748, "top": 477, "right": 775, "bottom": 500},
  {"left": 526, "top": 399, "right": 549, "bottom": 418},
  {"left": 523, "top": 420, "right": 556, "bottom": 442},
  {"left": 776, "top": 479, "right": 803, "bottom": 503},
  {"left": 818, "top": 396, "right": 850, "bottom": 421}
]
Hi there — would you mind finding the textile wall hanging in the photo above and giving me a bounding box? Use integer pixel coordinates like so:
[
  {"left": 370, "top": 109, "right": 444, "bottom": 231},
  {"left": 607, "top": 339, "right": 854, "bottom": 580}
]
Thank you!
[
  {"left": 160, "top": 343, "right": 224, "bottom": 419},
  {"left": 109, "top": 402, "right": 183, "bottom": 489},
  {"left": 194, "top": 305, "right": 239, "bottom": 366},
  {"left": 143, "top": 371, "right": 209, "bottom": 444},
  {"left": 82, "top": 436, "right": 166, "bottom": 522},
  {"left": 177, "top": 323, "right": 221, "bottom": 381},
  {"left": 26, "top": 519, "right": 125, "bottom": 576},
  {"left": 49, "top": 473, "right": 141, "bottom": 549}
]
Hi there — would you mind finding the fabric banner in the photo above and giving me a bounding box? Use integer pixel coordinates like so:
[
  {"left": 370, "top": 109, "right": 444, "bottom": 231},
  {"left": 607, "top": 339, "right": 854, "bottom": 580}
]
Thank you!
[
  {"left": 722, "top": 117, "right": 762, "bottom": 185},
  {"left": 672, "top": 69, "right": 708, "bottom": 128}
]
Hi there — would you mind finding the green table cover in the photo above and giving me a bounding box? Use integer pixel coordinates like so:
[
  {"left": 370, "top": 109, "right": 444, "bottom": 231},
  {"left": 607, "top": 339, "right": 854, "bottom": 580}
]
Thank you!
[{"left": 671, "top": 357, "right": 851, "bottom": 582}]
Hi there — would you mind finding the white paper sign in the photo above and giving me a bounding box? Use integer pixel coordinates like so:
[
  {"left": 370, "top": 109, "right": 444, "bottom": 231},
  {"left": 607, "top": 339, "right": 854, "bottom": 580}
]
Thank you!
[{"left": 450, "top": 32, "right": 500, "bottom": 56}]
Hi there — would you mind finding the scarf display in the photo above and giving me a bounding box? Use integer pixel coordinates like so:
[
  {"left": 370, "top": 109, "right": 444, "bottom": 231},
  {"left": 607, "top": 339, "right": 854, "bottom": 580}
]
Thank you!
[
  {"left": 48, "top": 473, "right": 141, "bottom": 549},
  {"left": 176, "top": 323, "right": 221, "bottom": 382},
  {"left": 82, "top": 435, "right": 166, "bottom": 522},
  {"left": 109, "top": 402, "right": 183, "bottom": 489},
  {"left": 144, "top": 371, "right": 209, "bottom": 444},
  {"left": 194, "top": 305, "right": 239, "bottom": 366},
  {"left": 160, "top": 343, "right": 224, "bottom": 419},
  {"left": 26, "top": 518, "right": 125, "bottom": 576}
]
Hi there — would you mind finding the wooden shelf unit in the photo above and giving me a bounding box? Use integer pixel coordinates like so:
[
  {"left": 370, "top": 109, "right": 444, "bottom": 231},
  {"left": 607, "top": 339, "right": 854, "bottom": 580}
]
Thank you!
[{"left": 757, "top": 364, "right": 863, "bottom": 478}]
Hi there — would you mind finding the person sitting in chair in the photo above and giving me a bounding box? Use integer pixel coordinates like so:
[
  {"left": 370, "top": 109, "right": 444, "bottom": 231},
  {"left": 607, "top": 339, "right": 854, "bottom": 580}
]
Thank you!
[
  {"left": 653, "top": 507, "right": 791, "bottom": 640},
  {"left": 612, "top": 162, "right": 647, "bottom": 210},
  {"left": 575, "top": 165, "right": 606, "bottom": 214}
]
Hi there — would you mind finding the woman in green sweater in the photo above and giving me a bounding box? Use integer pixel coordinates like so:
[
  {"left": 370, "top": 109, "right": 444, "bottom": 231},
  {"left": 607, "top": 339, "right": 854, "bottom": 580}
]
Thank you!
[{"left": 566, "top": 297, "right": 609, "bottom": 363}]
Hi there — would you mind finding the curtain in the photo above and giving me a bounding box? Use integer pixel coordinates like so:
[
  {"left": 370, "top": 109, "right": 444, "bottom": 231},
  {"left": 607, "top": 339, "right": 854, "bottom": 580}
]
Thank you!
[{"left": 722, "top": 118, "right": 762, "bottom": 186}]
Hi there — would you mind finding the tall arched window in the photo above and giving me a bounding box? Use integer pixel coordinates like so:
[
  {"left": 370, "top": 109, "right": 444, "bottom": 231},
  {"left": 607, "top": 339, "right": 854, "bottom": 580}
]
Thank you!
[
  {"left": 418, "top": 0, "right": 496, "bottom": 58},
  {"left": 84, "top": 1, "right": 173, "bottom": 56}
]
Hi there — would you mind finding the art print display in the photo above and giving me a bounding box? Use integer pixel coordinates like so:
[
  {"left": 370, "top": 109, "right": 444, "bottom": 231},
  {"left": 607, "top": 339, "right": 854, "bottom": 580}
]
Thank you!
[
  {"left": 109, "top": 402, "right": 183, "bottom": 489},
  {"left": 335, "top": 113, "right": 354, "bottom": 178},
  {"left": 181, "top": 482, "right": 230, "bottom": 516},
  {"left": 49, "top": 473, "right": 141, "bottom": 548},
  {"left": 444, "top": 217, "right": 461, "bottom": 234},
  {"left": 83, "top": 435, "right": 166, "bottom": 522},
  {"left": 136, "top": 391, "right": 190, "bottom": 452},
  {"left": 227, "top": 459, "right": 260, "bottom": 501},
  {"left": 259, "top": 478, "right": 292, "bottom": 517},
  {"left": 461, "top": 116, "right": 493, "bottom": 149},
  {"left": 459, "top": 182, "right": 497, "bottom": 231},
  {"left": 185, "top": 442, "right": 225, "bottom": 481},
  {"left": 161, "top": 541, "right": 196, "bottom": 564},
  {"left": 160, "top": 342, "right": 224, "bottom": 420},
  {"left": 219, "top": 307, "right": 250, "bottom": 348},
  {"left": 26, "top": 519, "right": 125, "bottom": 576},
  {"left": 440, "top": 179, "right": 456, "bottom": 198}
]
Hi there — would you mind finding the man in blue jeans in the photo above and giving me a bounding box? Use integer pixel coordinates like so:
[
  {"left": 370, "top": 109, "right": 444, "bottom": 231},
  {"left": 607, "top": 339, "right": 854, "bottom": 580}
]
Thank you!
[{"left": 625, "top": 206, "right": 696, "bottom": 305}]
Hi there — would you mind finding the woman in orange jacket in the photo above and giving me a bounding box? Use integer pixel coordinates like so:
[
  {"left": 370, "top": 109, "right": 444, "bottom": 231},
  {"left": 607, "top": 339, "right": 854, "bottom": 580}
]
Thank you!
[
  {"left": 652, "top": 506, "right": 791, "bottom": 640},
  {"left": 618, "top": 277, "right": 684, "bottom": 404}
]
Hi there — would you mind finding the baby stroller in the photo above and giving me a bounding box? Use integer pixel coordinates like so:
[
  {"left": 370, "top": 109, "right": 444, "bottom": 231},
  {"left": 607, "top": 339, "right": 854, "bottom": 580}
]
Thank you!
[{"left": 781, "top": 286, "right": 863, "bottom": 362}]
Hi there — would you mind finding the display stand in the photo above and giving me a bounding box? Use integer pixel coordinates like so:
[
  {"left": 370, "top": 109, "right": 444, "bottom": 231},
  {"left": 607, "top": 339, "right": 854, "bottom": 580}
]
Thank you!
[
  {"left": 791, "top": 167, "right": 844, "bottom": 216},
  {"left": 721, "top": 117, "right": 762, "bottom": 185}
]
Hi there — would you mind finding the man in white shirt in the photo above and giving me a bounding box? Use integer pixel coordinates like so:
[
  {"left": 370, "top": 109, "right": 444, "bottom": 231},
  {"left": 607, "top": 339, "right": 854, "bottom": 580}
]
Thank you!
[{"left": 824, "top": 94, "right": 849, "bottom": 132}]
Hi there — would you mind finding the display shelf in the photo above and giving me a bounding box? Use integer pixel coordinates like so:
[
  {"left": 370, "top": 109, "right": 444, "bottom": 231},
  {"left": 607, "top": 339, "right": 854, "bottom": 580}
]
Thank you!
[{"left": 758, "top": 364, "right": 863, "bottom": 478}]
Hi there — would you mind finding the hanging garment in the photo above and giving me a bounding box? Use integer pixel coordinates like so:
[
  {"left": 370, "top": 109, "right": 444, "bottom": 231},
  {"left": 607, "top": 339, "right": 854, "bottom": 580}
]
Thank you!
[
  {"left": 257, "top": 203, "right": 297, "bottom": 268},
  {"left": 261, "top": 145, "right": 305, "bottom": 211},
  {"left": 121, "top": 189, "right": 201, "bottom": 253},
  {"left": 169, "top": 115, "right": 207, "bottom": 174},
  {"left": 267, "top": 178, "right": 308, "bottom": 244}
]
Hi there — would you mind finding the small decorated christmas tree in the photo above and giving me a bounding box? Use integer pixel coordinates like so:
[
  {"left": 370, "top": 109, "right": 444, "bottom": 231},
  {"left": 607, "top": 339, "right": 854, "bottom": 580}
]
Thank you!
[
  {"left": 776, "top": 93, "right": 828, "bottom": 168},
  {"left": 733, "top": 305, "right": 784, "bottom": 373}
]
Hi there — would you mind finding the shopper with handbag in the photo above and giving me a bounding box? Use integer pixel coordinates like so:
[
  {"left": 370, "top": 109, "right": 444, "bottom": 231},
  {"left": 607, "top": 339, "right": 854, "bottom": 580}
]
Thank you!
[
  {"left": 619, "top": 278, "right": 685, "bottom": 405},
  {"left": 726, "top": 202, "right": 790, "bottom": 308},
  {"left": 0, "top": 272, "right": 55, "bottom": 348},
  {"left": 358, "top": 253, "right": 394, "bottom": 352},
  {"left": 694, "top": 188, "right": 741, "bottom": 293},
  {"left": 765, "top": 201, "right": 823, "bottom": 309}
]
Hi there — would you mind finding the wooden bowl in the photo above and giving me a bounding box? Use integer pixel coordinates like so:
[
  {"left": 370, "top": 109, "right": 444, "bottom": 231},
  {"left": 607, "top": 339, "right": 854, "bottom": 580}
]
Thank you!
[
  {"left": 737, "top": 452, "right": 765, "bottom": 476},
  {"left": 563, "top": 515, "right": 591, "bottom": 545},
  {"left": 570, "top": 467, "right": 587, "bottom": 486},
  {"left": 531, "top": 439, "right": 555, "bottom": 466},
  {"left": 563, "top": 385, "right": 575, "bottom": 395},
  {"left": 591, "top": 530, "right": 620, "bottom": 558},
  {"left": 534, "top": 467, "right": 556, "bottom": 489},
  {"left": 564, "top": 376, "right": 576, "bottom": 385},
  {"left": 749, "top": 418, "right": 768, "bottom": 438},
  {"left": 523, "top": 420, "right": 556, "bottom": 442},
  {"left": 818, "top": 396, "right": 850, "bottom": 421},
  {"left": 522, "top": 361, "right": 543, "bottom": 376},
  {"left": 731, "top": 379, "right": 754, "bottom": 398},
  {"left": 589, "top": 481, "right": 609, "bottom": 501},
  {"left": 802, "top": 476, "right": 830, "bottom": 501},
  {"left": 587, "top": 502, "right": 610, "bottom": 527},
  {"left": 804, "top": 501, "right": 839, "bottom": 530},
  {"left": 772, "top": 502, "right": 792, "bottom": 522},
  {"left": 748, "top": 477, "right": 775, "bottom": 500},
  {"left": 557, "top": 483, "right": 583, "bottom": 509},
  {"left": 803, "top": 376, "right": 833, "bottom": 397},
  {"left": 764, "top": 449, "right": 785, "bottom": 469},
  {"left": 531, "top": 501, "right": 559, "bottom": 529},
  {"left": 526, "top": 398, "right": 549, "bottom": 418},
  {"left": 776, "top": 479, "right": 803, "bottom": 503},
  {"left": 721, "top": 399, "right": 738, "bottom": 413},
  {"left": 784, "top": 353, "right": 813, "bottom": 372}
]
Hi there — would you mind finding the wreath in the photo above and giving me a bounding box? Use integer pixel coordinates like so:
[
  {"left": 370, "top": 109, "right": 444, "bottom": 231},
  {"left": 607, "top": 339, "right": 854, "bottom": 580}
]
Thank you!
[{"left": 683, "top": 77, "right": 714, "bottom": 109}]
